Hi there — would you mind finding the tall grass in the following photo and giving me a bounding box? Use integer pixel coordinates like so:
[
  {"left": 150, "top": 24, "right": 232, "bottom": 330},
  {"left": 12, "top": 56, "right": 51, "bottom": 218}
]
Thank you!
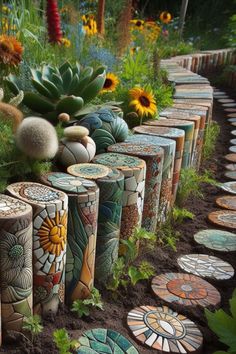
[{"left": 202, "top": 121, "right": 220, "bottom": 161}]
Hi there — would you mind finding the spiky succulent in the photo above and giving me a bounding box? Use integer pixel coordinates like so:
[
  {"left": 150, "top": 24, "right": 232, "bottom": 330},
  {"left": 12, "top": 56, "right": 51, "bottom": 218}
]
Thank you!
[{"left": 6, "top": 62, "right": 106, "bottom": 123}]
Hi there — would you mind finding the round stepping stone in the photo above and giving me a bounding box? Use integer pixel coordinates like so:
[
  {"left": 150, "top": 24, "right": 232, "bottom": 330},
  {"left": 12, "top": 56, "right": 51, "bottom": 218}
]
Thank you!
[
  {"left": 225, "top": 108, "right": 236, "bottom": 112},
  {"left": 225, "top": 163, "right": 236, "bottom": 171},
  {"left": 227, "top": 113, "right": 236, "bottom": 118},
  {"left": 229, "top": 146, "right": 236, "bottom": 153},
  {"left": 228, "top": 118, "right": 236, "bottom": 123},
  {"left": 178, "top": 254, "right": 234, "bottom": 280},
  {"left": 223, "top": 103, "right": 236, "bottom": 108},
  {"left": 151, "top": 273, "right": 221, "bottom": 307},
  {"left": 67, "top": 163, "right": 111, "bottom": 179},
  {"left": 213, "top": 91, "right": 226, "bottom": 95},
  {"left": 230, "top": 139, "right": 236, "bottom": 145},
  {"left": 127, "top": 305, "right": 203, "bottom": 353},
  {"left": 230, "top": 122, "right": 236, "bottom": 127},
  {"left": 77, "top": 328, "right": 139, "bottom": 353},
  {"left": 215, "top": 96, "right": 229, "bottom": 99},
  {"left": 208, "top": 210, "right": 236, "bottom": 230},
  {"left": 218, "top": 99, "right": 234, "bottom": 103},
  {"left": 225, "top": 170, "right": 236, "bottom": 180},
  {"left": 194, "top": 229, "right": 236, "bottom": 252},
  {"left": 220, "top": 181, "right": 236, "bottom": 194},
  {"left": 225, "top": 153, "right": 236, "bottom": 162},
  {"left": 216, "top": 195, "right": 236, "bottom": 210}
]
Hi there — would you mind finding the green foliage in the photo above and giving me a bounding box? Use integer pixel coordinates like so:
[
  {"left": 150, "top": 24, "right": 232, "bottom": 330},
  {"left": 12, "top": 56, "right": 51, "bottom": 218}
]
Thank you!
[
  {"left": 176, "top": 168, "right": 219, "bottom": 207},
  {"left": 71, "top": 287, "right": 104, "bottom": 318},
  {"left": 226, "top": 15, "right": 236, "bottom": 48},
  {"left": 107, "top": 228, "right": 156, "bottom": 292},
  {"left": 172, "top": 207, "right": 195, "bottom": 224},
  {"left": 205, "top": 290, "right": 236, "bottom": 354},
  {"left": 53, "top": 328, "right": 78, "bottom": 354},
  {"left": 22, "top": 315, "right": 43, "bottom": 342},
  {"left": 202, "top": 121, "right": 220, "bottom": 161},
  {"left": 156, "top": 215, "right": 180, "bottom": 251}
]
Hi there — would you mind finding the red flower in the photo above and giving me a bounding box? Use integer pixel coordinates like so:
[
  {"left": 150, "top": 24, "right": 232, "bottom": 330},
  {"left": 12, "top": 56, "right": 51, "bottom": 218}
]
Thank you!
[{"left": 46, "top": 0, "right": 63, "bottom": 44}]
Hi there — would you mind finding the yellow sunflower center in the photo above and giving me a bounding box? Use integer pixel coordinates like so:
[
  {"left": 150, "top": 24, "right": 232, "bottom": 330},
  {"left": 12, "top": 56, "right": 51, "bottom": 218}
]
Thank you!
[{"left": 139, "top": 95, "right": 151, "bottom": 107}]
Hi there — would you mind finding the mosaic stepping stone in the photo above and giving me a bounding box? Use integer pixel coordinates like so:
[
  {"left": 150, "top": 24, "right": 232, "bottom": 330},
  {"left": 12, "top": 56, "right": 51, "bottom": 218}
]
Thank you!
[
  {"left": 151, "top": 273, "right": 221, "bottom": 307},
  {"left": 208, "top": 210, "right": 236, "bottom": 230},
  {"left": 213, "top": 91, "right": 226, "bottom": 95},
  {"left": 77, "top": 328, "right": 139, "bottom": 353},
  {"left": 225, "top": 163, "right": 236, "bottom": 171},
  {"left": 225, "top": 108, "right": 236, "bottom": 113},
  {"left": 215, "top": 96, "right": 229, "bottom": 99},
  {"left": 216, "top": 195, "right": 236, "bottom": 210},
  {"left": 230, "top": 139, "right": 236, "bottom": 145},
  {"left": 194, "top": 229, "right": 236, "bottom": 252},
  {"left": 218, "top": 99, "right": 235, "bottom": 103},
  {"left": 229, "top": 146, "right": 236, "bottom": 153},
  {"left": 225, "top": 153, "right": 236, "bottom": 162},
  {"left": 177, "top": 254, "right": 234, "bottom": 280},
  {"left": 67, "top": 163, "right": 111, "bottom": 179},
  {"left": 127, "top": 305, "right": 203, "bottom": 353},
  {"left": 220, "top": 181, "right": 236, "bottom": 194},
  {"left": 228, "top": 118, "right": 236, "bottom": 123},
  {"left": 223, "top": 103, "right": 236, "bottom": 108},
  {"left": 225, "top": 170, "right": 236, "bottom": 180},
  {"left": 231, "top": 122, "right": 236, "bottom": 127},
  {"left": 227, "top": 113, "right": 236, "bottom": 118}
]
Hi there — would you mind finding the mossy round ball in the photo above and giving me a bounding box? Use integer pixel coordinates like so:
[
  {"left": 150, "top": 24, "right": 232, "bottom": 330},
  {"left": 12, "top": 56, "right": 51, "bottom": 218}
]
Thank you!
[{"left": 16, "top": 117, "right": 59, "bottom": 160}]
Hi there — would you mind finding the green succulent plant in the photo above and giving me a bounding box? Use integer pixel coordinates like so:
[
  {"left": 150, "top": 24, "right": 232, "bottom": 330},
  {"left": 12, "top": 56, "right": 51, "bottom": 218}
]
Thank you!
[{"left": 6, "top": 62, "right": 106, "bottom": 123}]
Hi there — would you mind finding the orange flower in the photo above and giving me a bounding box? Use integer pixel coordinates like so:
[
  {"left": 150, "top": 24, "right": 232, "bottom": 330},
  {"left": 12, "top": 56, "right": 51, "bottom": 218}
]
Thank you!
[
  {"left": 160, "top": 11, "right": 172, "bottom": 24},
  {"left": 0, "top": 35, "right": 23, "bottom": 66}
]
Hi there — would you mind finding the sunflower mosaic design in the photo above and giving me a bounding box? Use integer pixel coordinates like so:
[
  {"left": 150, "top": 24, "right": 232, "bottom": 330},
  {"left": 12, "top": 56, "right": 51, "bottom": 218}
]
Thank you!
[
  {"left": 101, "top": 73, "right": 119, "bottom": 93},
  {"left": 129, "top": 87, "right": 157, "bottom": 117},
  {"left": 0, "top": 34, "right": 23, "bottom": 66}
]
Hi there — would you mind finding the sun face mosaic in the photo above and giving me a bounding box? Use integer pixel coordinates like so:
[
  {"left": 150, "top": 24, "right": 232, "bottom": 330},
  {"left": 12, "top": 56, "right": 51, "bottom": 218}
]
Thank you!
[
  {"left": 177, "top": 254, "right": 234, "bottom": 280},
  {"left": 151, "top": 273, "right": 221, "bottom": 307},
  {"left": 127, "top": 305, "right": 203, "bottom": 353},
  {"left": 194, "top": 229, "right": 236, "bottom": 252}
]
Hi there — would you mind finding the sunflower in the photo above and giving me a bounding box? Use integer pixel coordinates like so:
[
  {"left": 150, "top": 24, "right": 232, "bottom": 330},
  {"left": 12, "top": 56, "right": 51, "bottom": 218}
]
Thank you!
[
  {"left": 129, "top": 87, "right": 157, "bottom": 117},
  {"left": 37, "top": 211, "right": 67, "bottom": 256},
  {"left": 160, "top": 11, "right": 172, "bottom": 24},
  {"left": 82, "top": 14, "right": 97, "bottom": 36},
  {"left": 130, "top": 19, "right": 145, "bottom": 30},
  {"left": 101, "top": 73, "right": 119, "bottom": 93},
  {"left": 0, "top": 35, "right": 23, "bottom": 66}
]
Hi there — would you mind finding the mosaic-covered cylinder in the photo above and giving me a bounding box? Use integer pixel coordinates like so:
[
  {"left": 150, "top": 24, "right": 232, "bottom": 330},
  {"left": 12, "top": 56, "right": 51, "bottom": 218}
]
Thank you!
[
  {"left": 144, "top": 119, "right": 194, "bottom": 168},
  {"left": 108, "top": 143, "right": 164, "bottom": 231},
  {"left": 6, "top": 182, "right": 68, "bottom": 316},
  {"left": 133, "top": 125, "right": 185, "bottom": 203},
  {"left": 39, "top": 172, "right": 99, "bottom": 302},
  {"left": 0, "top": 195, "right": 33, "bottom": 335},
  {"left": 126, "top": 134, "right": 176, "bottom": 223},
  {"left": 92, "top": 153, "right": 146, "bottom": 239},
  {"left": 66, "top": 165, "right": 124, "bottom": 282}
]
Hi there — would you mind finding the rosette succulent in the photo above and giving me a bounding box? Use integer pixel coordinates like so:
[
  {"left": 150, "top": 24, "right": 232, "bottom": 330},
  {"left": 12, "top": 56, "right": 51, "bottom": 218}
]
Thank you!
[{"left": 6, "top": 61, "right": 106, "bottom": 123}]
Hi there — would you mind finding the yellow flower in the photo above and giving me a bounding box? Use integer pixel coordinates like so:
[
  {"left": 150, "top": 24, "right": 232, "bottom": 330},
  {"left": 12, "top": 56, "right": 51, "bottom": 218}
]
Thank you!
[
  {"left": 82, "top": 14, "right": 97, "bottom": 36},
  {"left": 38, "top": 211, "right": 67, "bottom": 257},
  {"left": 160, "top": 11, "right": 172, "bottom": 24},
  {"left": 60, "top": 37, "right": 71, "bottom": 48},
  {"left": 2, "top": 5, "right": 10, "bottom": 13},
  {"left": 129, "top": 87, "right": 157, "bottom": 117},
  {"left": 130, "top": 19, "right": 145, "bottom": 30},
  {"left": 0, "top": 35, "right": 23, "bottom": 66},
  {"left": 101, "top": 73, "right": 119, "bottom": 93}
]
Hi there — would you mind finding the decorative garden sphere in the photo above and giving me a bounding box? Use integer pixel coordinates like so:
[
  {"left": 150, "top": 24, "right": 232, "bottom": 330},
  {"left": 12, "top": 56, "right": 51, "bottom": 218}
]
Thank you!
[{"left": 57, "top": 126, "right": 96, "bottom": 167}]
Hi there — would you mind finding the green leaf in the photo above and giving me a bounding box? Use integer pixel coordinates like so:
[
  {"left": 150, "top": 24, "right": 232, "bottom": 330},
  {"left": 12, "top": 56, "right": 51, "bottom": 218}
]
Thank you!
[{"left": 128, "top": 266, "right": 143, "bottom": 286}]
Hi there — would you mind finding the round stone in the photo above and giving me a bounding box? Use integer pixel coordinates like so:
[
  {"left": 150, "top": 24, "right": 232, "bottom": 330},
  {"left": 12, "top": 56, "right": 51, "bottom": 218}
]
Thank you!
[
  {"left": 230, "top": 122, "right": 236, "bottom": 127},
  {"left": 223, "top": 103, "right": 236, "bottom": 108},
  {"left": 208, "top": 210, "right": 236, "bottom": 230},
  {"left": 220, "top": 182, "right": 236, "bottom": 194},
  {"left": 228, "top": 113, "right": 236, "bottom": 118},
  {"left": 151, "top": 273, "right": 221, "bottom": 307},
  {"left": 229, "top": 146, "right": 236, "bottom": 153},
  {"left": 228, "top": 118, "right": 236, "bottom": 123},
  {"left": 64, "top": 126, "right": 89, "bottom": 140},
  {"left": 177, "top": 254, "right": 234, "bottom": 280},
  {"left": 68, "top": 163, "right": 111, "bottom": 179},
  {"left": 218, "top": 99, "right": 235, "bottom": 103},
  {"left": 224, "top": 108, "right": 236, "bottom": 112},
  {"left": 231, "top": 130, "right": 236, "bottom": 137},
  {"left": 225, "top": 170, "right": 236, "bottom": 180},
  {"left": 216, "top": 195, "right": 236, "bottom": 210},
  {"left": 230, "top": 139, "right": 236, "bottom": 145},
  {"left": 225, "top": 163, "right": 236, "bottom": 171},
  {"left": 127, "top": 305, "right": 203, "bottom": 353},
  {"left": 225, "top": 153, "right": 236, "bottom": 162},
  {"left": 77, "top": 328, "right": 139, "bottom": 353},
  {"left": 194, "top": 229, "right": 236, "bottom": 252}
]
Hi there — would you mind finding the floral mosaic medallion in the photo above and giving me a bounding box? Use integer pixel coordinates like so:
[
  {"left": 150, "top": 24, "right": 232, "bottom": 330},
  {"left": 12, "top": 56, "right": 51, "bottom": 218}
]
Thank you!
[
  {"left": 67, "top": 163, "right": 111, "bottom": 179},
  {"left": 225, "top": 163, "right": 236, "bottom": 171},
  {"left": 127, "top": 305, "right": 203, "bottom": 353},
  {"left": 194, "top": 229, "right": 236, "bottom": 252},
  {"left": 151, "top": 273, "right": 221, "bottom": 307},
  {"left": 229, "top": 146, "right": 236, "bottom": 153},
  {"left": 224, "top": 153, "right": 236, "bottom": 163},
  {"left": 219, "top": 182, "right": 236, "bottom": 194},
  {"left": 77, "top": 328, "right": 139, "bottom": 354},
  {"left": 225, "top": 170, "right": 236, "bottom": 181},
  {"left": 208, "top": 210, "right": 236, "bottom": 230},
  {"left": 177, "top": 254, "right": 234, "bottom": 280},
  {"left": 216, "top": 195, "right": 236, "bottom": 211},
  {"left": 0, "top": 194, "right": 31, "bottom": 217},
  {"left": 93, "top": 152, "right": 145, "bottom": 169}
]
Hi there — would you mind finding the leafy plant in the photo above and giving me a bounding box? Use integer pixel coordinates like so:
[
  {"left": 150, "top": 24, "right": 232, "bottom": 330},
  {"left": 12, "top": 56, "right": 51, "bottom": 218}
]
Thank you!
[
  {"left": 53, "top": 328, "right": 78, "bottom": 354},
  {"left": 172, "top": 207, "right": 195, "bottom": 223},
  {"left": 71, "top": 287, "right": 104, "bottom": 318},
  {"left": 128, "top": 261, "right": 155, "bottom": 286},
  {"left": 22, "top": 315, "right": 43, "bottom": 343},
  {"left": 202, "top": 121, "right": 220, "bottom": 161},
  {"left": 156, "top": 215, "right": 181, "bottom": 251},
  {"left": 205, "top": 289, "right": 236, "bottom": 354}
]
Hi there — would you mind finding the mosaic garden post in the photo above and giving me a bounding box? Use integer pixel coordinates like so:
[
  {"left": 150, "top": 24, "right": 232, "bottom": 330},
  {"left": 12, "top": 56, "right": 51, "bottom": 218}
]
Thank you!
[
  {"left": 107, "top": 143, "right": 164, "bottom": 231},
  {"left": 66, "top": 165, "right": 124, "bottom": 282},
  {"left": 133, "top": 126, "right": 185, "bottom": 203},
  {"left": 6, "top": 183, "right": 68, "bottom": 316},
  {"left": 39, "top": 172, "right": 99, "bottom": 302},
  {"left": 92, "top": 153, "right": 146, "bottom": 239},
  {"left": 0, "top": 195, "right": 33, "bottom": 335},
  {"left": 125, "top": 135, "right": 176, "bottom": 223}
]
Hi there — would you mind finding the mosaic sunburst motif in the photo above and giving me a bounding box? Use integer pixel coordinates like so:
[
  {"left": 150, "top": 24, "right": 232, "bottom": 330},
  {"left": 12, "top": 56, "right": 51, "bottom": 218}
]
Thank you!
[
  {"left": 127, "top": 305, "right": 203, "bottom": 353},
  {"left": 151, "top": 273, "right": 221, "bottom": 307},
  {"left": 38, "top": 211, "right": 67, "bottom": 256}
]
